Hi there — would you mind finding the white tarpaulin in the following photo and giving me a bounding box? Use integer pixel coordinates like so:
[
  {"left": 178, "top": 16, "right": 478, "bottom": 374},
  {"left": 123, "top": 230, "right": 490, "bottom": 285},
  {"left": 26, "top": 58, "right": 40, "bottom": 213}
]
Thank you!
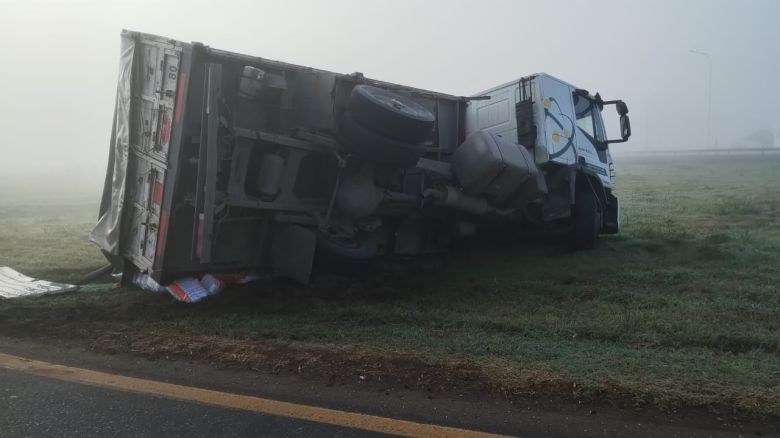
[
  {"left": 0, "top": 267, "right": 77, "bottom": 299},
  {"left": 90, "top": 36, "right": 136, "bottom": 254}
]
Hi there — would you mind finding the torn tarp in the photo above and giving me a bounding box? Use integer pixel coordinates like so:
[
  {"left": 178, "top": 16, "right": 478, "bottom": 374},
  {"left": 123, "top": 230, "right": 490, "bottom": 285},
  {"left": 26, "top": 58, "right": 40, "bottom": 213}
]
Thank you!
[
  {"left": 0, "top": 267, "right": 77, "bottom": 299},
  {"left": 90, "top": 36, "right": 136, "bottom": 255}
]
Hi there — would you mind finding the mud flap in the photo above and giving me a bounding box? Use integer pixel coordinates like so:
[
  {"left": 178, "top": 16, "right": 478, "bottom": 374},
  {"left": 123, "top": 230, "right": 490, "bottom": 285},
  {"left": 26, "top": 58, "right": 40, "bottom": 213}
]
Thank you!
[
  {"left": 603, "top": 193, "right": 619, "bottom": 234},
  {"left": 271, "top": 225, "right": 316, "bottom": 283}
]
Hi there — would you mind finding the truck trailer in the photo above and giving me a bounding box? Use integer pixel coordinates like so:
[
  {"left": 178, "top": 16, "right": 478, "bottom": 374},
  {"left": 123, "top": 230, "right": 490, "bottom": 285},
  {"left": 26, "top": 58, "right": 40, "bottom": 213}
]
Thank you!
[{"left": 92, "top": 30, "right": 632, "bottom": 284}]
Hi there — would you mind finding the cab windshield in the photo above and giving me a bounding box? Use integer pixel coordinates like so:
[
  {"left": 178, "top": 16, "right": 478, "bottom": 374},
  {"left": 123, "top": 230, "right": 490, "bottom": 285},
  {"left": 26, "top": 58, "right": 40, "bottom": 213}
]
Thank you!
[{"left": 574, "top": 94, "right": 607, "bottom": 144}]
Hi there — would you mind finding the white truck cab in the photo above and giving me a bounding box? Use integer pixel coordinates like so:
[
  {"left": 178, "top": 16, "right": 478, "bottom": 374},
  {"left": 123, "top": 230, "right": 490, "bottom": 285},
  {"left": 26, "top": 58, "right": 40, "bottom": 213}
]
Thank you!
[{"left": 466, "top": 73, "right": 631, "bottom": 245}]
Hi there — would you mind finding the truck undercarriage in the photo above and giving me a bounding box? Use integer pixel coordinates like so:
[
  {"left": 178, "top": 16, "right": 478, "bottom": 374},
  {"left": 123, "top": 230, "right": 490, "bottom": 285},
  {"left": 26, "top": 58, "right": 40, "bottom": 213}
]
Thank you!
[{"left": 93, "top": 31, "right": 628, "bottom": 284}]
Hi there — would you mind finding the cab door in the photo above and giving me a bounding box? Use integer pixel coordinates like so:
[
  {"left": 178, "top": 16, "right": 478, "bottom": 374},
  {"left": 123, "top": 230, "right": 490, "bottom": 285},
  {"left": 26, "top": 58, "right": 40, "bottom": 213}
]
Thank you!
[
  {"left": 572, "top": 94, "right": 613, "bottom": 187},
  {"left": 537, "top": 75, "right": 579, "bottom": 165}
]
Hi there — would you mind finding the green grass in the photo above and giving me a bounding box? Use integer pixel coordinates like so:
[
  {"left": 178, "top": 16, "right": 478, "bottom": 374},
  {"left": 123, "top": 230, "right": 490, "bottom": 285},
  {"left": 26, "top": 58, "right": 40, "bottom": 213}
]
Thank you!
[
  {"left": 1, "top": 154, "right": 779, "bottom": 414},
  {"left": 0, "top": 196, "right": 105, "bottom": 283}
]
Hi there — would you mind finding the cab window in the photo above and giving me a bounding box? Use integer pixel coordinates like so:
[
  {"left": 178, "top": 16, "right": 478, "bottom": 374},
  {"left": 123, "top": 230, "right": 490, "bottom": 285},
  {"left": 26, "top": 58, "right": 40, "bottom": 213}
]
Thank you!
[{"left": 574, "top": 95, "right": 606, "bottom": 143}]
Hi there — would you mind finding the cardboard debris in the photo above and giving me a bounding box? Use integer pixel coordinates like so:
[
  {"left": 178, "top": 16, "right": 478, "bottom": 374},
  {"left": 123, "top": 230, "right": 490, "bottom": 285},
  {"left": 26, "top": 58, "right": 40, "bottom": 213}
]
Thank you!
[
  {"left": 199, "top": 274, "right": 225, "bottom": 295},
  {"left": 0, "top": 267, "right": 77, "bottom": 299},
  {"left": 131, "top": 270, "right": 265, "bottom": 303},
  {"left": 167, "top": 277, "right": 210, "bottom": 303}
]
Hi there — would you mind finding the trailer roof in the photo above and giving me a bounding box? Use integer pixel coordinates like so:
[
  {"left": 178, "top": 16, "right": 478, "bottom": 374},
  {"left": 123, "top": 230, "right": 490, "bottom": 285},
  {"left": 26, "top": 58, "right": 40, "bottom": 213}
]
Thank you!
[{"left": 122, "top": 30, "right": 464, "bottom": 102}]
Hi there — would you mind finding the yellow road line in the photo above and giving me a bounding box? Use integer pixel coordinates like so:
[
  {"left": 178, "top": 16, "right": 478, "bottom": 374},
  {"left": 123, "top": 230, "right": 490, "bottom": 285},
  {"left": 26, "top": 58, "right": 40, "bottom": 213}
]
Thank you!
[{"left": 0, "top": 353, "right": 511, "bottom": 438}]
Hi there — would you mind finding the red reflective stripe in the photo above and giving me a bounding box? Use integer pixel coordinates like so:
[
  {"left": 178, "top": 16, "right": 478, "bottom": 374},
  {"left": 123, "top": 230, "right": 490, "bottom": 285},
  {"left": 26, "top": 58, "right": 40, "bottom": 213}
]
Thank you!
[
  {"left": 155, "top": 210, "right": 169, "bottom": 264},
  {"left": 173, "top": 73, "right": 187, "bottom": 123},
  {"left": 195, "top": 213, "right": 204, "bottom": 259},
  {"left": 159, "top": 114, "right": 171, "bottom": 145},
  {"left": 152, "top": 181, "right": 163, "bottom": 205}
]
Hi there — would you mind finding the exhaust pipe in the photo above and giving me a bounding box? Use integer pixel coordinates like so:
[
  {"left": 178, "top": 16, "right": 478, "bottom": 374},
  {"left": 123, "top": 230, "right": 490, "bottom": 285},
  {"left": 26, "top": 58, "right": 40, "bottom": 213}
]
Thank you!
[{"left": 423, "top": 186, "right": 514, "bottom": 217}]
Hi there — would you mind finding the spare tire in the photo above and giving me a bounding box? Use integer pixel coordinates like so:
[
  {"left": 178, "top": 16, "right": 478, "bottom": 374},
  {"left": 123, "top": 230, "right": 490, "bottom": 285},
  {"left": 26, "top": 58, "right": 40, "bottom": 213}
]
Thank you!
[
  {"left": 348, "top": 85, "right": 435, "bottom": 144},
  {"left": 341, "top": 113, "right": 423, "bottom": 167}
]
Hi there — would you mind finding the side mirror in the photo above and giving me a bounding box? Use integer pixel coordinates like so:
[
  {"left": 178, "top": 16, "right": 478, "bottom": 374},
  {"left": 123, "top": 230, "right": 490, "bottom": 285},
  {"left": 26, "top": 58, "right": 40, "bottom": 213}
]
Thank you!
[
  {"left": 620, "top": 114, "right": 631, "bottom": 140},
  {"left": 616, "top": 101, "right": 629, "bottom": 116},
  {"left": 603, "top": 99, "right": 631, "bottom": 144}
]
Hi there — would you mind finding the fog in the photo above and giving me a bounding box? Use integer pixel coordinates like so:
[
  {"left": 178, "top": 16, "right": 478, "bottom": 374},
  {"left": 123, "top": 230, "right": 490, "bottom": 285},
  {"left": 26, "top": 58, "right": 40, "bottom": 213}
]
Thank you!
[{"left": 1, "top": 0, "right": 778, "bottom": 198}]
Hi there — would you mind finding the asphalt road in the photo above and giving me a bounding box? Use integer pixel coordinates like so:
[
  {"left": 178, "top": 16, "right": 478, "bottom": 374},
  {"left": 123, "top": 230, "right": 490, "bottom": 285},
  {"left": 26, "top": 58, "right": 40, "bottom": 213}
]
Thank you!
[
  {"left": 0, "top": 368, "right": 386, "bottom": 438},
  {"left": 0, "top": 337, "right": 772, "bottom": 438}
]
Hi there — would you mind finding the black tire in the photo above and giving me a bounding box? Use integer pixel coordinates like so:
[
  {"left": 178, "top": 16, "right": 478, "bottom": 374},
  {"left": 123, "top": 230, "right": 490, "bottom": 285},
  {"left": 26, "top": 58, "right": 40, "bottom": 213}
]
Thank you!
[
  {"left": 571, "top": 189, "right": 602, "bottom": 250},
  {"left": 341, "top": 113, "right": 423, "bottom": 167},
  {"left": 348, "top": 85, "right": 435, "bottom": 144}
]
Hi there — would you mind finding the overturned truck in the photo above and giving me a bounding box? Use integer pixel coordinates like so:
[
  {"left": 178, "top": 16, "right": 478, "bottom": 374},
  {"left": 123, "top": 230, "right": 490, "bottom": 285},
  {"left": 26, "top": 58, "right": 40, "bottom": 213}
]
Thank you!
[{"left": 92, "top": 30, "right": 632, "bottom": 284}]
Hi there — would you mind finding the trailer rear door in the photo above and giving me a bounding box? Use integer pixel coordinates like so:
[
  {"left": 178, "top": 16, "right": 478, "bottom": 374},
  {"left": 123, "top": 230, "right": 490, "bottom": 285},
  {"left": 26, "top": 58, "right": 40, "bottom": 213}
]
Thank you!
[{"left": 92, "top": 33, "right": 187, "bottom": 276}]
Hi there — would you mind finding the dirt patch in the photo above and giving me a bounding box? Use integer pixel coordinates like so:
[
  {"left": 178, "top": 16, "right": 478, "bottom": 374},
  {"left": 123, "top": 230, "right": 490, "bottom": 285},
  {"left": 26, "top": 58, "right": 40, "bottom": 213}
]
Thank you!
[{"left": 87, "top": 329, "right": 497, "bottom": 396}]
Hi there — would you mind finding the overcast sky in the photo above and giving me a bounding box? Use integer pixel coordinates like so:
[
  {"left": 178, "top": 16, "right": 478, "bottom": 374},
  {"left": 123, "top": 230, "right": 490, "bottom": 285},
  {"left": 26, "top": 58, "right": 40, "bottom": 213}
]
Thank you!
[{"left": 1, "top": 0, "right": 778, "bottom": 194}]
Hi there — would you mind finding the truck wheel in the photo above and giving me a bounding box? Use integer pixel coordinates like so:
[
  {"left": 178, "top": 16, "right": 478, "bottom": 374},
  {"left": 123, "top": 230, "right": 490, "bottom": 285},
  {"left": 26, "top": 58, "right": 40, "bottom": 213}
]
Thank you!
[
  {"left": 571, "top": 189, "right": 601, "bottom": 249},
  {"left": 341, "top": 113, "right": 424, "bottom": 167},
  {"left": 348, "top": 85, "right": 435, "bottom": 144}
]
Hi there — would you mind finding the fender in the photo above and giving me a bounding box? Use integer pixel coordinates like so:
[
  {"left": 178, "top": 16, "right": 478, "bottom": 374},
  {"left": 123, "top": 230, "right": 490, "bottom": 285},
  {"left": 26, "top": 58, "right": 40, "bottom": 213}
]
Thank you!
[{"left": 575, "top": 162, "right": 608, "bottom": 212}]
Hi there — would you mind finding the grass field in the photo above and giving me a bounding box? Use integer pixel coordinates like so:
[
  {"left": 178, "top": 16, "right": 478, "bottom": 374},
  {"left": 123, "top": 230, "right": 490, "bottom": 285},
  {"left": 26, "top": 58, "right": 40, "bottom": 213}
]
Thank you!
[{"left": 1, "top": 154, "right": 779, "bottom": 417}]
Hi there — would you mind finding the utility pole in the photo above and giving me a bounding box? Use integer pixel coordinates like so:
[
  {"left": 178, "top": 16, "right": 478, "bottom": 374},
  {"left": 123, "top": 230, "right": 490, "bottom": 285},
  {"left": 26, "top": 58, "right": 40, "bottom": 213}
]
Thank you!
[{"left": 689, "top": 50, "right": 712, "bottom": 148}]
